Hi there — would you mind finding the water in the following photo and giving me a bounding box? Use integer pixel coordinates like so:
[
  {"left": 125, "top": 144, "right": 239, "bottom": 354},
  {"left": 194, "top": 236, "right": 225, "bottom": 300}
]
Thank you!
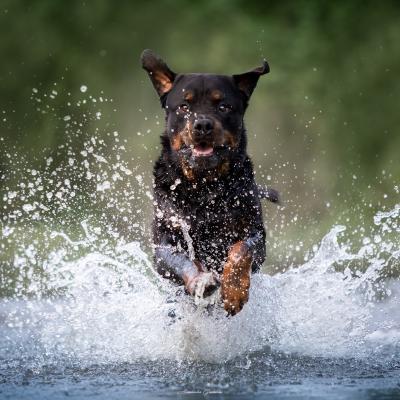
[
  {"left": 1, "top": 88, "right": 400, "bottom": 399},
  {"left": 1, "top": 216, "right": 399, "bottom": 399}
]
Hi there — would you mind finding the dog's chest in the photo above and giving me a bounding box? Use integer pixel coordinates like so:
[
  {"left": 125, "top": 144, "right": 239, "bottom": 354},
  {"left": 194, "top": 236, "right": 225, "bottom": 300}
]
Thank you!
[{"left": 178, "top": 190, "right": 248, "bottom": 260}]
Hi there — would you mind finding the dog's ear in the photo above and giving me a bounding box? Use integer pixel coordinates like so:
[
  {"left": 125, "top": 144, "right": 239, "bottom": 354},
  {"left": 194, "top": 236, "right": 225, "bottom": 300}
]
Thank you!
[
  {"left": 233, "top": 60, "right": 269, "bottom": 98},
  {"left": 141, "top": 49, "right": 176, "bottom": 97}
]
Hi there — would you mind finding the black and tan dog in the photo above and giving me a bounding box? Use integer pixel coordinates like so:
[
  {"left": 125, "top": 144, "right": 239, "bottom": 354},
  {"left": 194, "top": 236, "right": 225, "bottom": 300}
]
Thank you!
[{"left": 141, "top": 50, "right": 278, "bottom": 316}]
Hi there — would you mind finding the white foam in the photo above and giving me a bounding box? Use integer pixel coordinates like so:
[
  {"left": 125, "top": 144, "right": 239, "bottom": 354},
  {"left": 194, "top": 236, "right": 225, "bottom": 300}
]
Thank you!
[
  {"left": 1, "top": 89, "right": 399, "bottom": 365},
  {"left": 2, "top": 211, "right": 399, "bottom": 365}
]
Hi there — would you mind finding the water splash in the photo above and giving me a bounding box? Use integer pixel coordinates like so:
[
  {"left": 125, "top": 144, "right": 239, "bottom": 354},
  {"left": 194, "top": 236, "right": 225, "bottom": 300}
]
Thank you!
[
  {"left": 1, "top": 209, "right": 399, "bottom": 366},
  {"left": 0, "top": 85, "right": 399, "bottom": 371}
]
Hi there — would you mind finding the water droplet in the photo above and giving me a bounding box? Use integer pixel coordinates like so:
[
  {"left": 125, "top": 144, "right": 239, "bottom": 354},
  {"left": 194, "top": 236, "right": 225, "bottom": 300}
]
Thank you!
[{"left": 22, "top": 204, "right": 34, "bottom": 212}]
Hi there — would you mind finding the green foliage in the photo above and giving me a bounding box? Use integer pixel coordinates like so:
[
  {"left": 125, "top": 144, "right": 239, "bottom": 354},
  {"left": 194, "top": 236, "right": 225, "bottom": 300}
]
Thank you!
[{"left": 1, "top": 0, "right": 399, "bottom": 270}]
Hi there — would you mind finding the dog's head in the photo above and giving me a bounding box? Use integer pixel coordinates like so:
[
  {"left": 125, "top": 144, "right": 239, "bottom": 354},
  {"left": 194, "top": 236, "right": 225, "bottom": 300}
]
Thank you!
[{"left": 141, "top": 49, "right": 269, "bottom": 178}]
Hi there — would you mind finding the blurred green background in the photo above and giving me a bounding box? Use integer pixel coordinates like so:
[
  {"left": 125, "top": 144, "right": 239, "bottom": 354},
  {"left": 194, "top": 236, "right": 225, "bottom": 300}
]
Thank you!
[{"left": 1, "top": 0, "right": 399, "bottom": 281}]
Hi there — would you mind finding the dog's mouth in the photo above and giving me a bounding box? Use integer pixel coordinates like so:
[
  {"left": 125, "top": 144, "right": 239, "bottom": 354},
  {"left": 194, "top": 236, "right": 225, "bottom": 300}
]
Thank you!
[
  {"left": 178, "top": 140, "right": 229, "bottom": 172},
  {"left": 191, "top": 142, "right": 214, "bottom": 158}
]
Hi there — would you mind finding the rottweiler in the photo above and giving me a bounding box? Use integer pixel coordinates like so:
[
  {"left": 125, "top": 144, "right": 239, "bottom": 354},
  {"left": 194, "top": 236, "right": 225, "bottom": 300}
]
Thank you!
[{"left": 141, "top": 49, "right": 278, "bottom": 316}]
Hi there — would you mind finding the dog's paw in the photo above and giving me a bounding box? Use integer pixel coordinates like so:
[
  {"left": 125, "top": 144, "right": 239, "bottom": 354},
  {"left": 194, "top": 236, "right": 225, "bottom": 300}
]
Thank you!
[
  {"left": 186, "top": 271, "right": 220, "bottom": 300},
  {"left": 221, "top": 242, "right": 252, "bottom": 316},
  {"left": 221, "top": 273, "right": 250, "bottom": 316}
]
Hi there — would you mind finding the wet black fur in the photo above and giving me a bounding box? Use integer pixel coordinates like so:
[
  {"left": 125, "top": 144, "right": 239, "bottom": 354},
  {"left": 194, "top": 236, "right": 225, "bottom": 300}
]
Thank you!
[
  {"left": 141, "top": 49, "right": 274, "bottom": 284},
  {"left": 153, "top": 132, "right": 266, "bottom": 279}
]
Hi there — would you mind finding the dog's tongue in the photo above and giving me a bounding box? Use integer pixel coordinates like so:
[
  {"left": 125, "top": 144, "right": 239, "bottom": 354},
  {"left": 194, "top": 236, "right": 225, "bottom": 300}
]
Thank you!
[{"left": 193, "top": 146, "right": 213, "bottom": 157}]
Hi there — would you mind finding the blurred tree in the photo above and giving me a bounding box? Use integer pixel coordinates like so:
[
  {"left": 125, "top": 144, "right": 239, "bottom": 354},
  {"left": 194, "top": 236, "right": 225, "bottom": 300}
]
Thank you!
[{"left": 0, "top": 0, "right": 399, "bottom": 269}]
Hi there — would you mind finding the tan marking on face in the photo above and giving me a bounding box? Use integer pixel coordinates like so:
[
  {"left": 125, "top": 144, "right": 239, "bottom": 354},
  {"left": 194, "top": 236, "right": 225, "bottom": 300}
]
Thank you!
[
  {"left": 210, "top": 90, "right": 223, "bottom": 101},
  {"left": 171, "top": 120, "right": 192, "bottom": 151},
  {"left": 210, "top": 119, "right": 238, "bottom": 149},
  {"left": 183, "top": 91, "right": 194, "bottom": 102},
  {"left": 171, "top": 133, "right": 184, "bottom": 151},
  {"left": 206, "top": 118, "right": 224, "bottom": 145},
  {"left": 187, "top": 118, "right": 238, "bottom": 149},
  {"left": 222, "top": 130, "right": 239, "bottom": 148}
]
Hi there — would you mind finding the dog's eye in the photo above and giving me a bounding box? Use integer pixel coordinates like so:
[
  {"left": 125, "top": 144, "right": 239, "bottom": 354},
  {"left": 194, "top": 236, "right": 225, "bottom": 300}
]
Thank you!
[
  {"left": 218, "top": 104, "right": 232, "bottom": 113},
  {"left": 178, "top": 104, "right": 190, "bottom": 112}
]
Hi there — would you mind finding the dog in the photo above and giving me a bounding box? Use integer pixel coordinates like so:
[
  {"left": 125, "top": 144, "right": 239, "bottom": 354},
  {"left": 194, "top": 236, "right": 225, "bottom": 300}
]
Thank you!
[{"left": 141, "top": 50, "right": 278, "bottom": 316}]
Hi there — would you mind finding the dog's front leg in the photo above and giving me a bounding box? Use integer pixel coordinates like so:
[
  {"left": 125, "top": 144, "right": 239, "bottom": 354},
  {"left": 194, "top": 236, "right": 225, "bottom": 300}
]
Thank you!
[
  {"left": 221, "top": 234, "right": 263, "bottom": 315},
  {"left": 155, "top": 244, "right": 219, "bottom": 297}
]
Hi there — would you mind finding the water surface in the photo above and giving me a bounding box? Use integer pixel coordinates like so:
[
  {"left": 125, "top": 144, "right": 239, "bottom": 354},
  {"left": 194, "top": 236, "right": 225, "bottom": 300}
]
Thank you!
[{"left": 1, "top": 219, "right": 400, "bottom": 398}]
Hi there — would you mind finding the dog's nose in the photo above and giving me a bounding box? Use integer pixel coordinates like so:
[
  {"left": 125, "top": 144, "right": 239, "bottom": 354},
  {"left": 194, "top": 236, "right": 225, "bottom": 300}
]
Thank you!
[{"left": 193, "top": 117, "right": 214, "bottom": 136}]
